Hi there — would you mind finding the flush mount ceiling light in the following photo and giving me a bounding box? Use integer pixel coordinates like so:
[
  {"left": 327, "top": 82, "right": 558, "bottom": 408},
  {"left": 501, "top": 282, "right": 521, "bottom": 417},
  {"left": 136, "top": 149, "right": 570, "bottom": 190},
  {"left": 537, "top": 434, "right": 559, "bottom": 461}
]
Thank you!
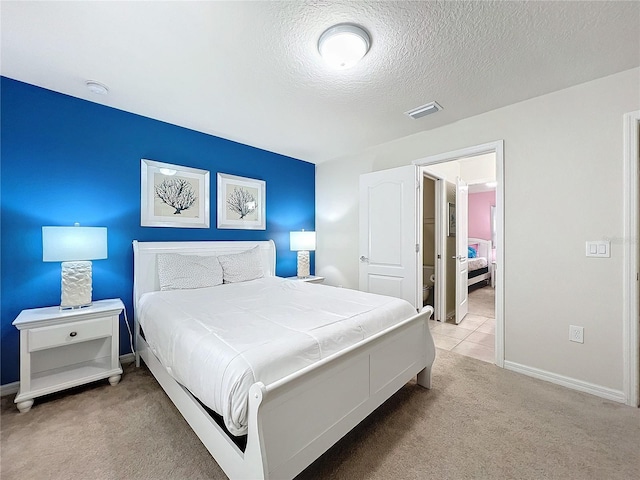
[
  {"left": 318, "top": 24, "right": 371, "bottom": 69},
  {"left": 405, "top": 101, "right": 443, "bottom": 119},
  {"left": 85, "top": 80, "right": 109, "bottom": 95}
]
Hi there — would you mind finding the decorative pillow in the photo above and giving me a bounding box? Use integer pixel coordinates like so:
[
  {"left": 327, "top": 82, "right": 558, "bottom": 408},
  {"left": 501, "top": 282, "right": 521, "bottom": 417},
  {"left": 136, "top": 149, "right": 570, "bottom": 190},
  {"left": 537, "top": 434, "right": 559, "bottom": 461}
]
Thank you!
[
  {"left": 468, "top": 246, "right": 478, "bottom": 258},
  {"left": 218, "top": 246, "right": 264, "bottom": 283},
  {"left": 157, "top": 254, "right": 223, "bottom": 291}
]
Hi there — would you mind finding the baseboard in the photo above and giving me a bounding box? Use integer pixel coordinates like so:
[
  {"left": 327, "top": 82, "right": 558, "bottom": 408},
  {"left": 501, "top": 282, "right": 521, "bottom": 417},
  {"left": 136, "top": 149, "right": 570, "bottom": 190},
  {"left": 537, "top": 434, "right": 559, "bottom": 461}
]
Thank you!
[
  {"left": 1, "top": 352, "right": 137, "bottom": 397},
  {"left": 120, "top": 353, "right": 136, "bottom": 365},
  {"left": 0, "top": 381, "right": 19, "bottom": 397},
  {"left": 504, "top": 360, "right": 626, "bottom": 404}
]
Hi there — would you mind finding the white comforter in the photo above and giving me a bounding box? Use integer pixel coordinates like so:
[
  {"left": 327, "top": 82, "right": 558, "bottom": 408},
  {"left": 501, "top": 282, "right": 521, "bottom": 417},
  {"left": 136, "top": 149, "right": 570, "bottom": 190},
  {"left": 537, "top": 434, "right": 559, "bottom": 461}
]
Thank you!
[{"left": 138, "top": 276, "right": 417, "bottom": 435}]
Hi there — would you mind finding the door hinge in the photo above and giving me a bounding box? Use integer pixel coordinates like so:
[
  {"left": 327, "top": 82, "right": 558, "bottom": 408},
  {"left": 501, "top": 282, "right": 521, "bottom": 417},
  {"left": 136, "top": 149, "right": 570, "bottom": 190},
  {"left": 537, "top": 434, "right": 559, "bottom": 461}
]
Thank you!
[{"left": 415, "top": 244, "right": 420, "bottom": 253}]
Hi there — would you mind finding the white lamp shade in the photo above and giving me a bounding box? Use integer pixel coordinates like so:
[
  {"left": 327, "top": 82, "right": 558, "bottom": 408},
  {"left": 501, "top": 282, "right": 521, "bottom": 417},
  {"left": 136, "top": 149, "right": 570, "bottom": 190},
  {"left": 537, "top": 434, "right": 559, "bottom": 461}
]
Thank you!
[
  {"left": 42, "top": 226, "right": 108, "bottom": 262},
  {"left": 290, "top": 231, "right": 316, "bottom": 251}
]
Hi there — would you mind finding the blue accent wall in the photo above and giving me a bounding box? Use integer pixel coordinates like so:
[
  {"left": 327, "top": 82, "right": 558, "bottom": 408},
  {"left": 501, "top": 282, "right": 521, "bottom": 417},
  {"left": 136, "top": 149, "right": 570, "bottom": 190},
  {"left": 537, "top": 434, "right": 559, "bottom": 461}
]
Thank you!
[{"left": 0, "top": 77, "right": 315, "bottom": 384}]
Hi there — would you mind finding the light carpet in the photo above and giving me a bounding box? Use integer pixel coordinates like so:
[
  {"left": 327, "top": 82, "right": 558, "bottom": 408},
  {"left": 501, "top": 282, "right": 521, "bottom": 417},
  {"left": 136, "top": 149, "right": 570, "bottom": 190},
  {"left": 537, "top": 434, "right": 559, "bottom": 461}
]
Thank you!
[{"left": 1, "top": 350, "right": 638, "bottom": 479}]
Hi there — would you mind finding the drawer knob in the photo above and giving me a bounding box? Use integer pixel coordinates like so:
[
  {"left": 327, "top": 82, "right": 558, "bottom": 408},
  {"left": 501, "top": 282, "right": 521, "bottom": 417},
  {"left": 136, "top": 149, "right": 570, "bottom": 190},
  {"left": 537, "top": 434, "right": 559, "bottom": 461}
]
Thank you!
[{"left": 69, "top": 331, "right": 78, "bottom": 338}]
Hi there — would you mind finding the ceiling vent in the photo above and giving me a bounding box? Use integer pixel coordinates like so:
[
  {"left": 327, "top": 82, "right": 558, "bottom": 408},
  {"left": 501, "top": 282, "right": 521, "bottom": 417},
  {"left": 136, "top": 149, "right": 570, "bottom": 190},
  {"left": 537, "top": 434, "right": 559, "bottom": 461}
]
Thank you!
[{"left": 405, "top": 101, "right": 442, "bottom": 119}]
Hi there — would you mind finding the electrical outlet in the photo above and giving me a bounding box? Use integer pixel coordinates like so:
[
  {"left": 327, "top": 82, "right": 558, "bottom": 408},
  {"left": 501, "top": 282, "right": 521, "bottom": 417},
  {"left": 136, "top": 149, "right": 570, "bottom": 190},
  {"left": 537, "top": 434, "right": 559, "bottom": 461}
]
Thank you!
[{"left": 569, "top": 325, "right": 584, "bottom": 344}]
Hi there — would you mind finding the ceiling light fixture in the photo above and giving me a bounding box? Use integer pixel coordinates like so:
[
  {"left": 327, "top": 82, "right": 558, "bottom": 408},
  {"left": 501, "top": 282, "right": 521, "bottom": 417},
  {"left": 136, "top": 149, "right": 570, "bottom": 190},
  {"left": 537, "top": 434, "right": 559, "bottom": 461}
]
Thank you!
[
  {"left": 85, "top": 80, "right": 109, "bottom": 95},
  {"left": 405, "top": 101, "right": 443, "bottom": 119},
  {"left": 318, "top": 24, "right": 370, "bottom": 69}
]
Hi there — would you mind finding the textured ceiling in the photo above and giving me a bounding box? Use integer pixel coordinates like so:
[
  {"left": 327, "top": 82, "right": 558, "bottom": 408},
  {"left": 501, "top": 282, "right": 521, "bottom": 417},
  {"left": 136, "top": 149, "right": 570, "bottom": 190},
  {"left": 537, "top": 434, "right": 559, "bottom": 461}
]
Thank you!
[{"left": 2, "top": 1, "right": 639, "bottom": 164}]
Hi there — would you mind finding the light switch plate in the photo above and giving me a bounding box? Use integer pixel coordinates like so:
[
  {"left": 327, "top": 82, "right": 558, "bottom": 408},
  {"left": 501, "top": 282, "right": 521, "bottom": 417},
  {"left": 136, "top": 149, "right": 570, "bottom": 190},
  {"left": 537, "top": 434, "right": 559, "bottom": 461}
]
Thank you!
[{"left": 586, "top": 241, "right": 610, "bottom": 258}]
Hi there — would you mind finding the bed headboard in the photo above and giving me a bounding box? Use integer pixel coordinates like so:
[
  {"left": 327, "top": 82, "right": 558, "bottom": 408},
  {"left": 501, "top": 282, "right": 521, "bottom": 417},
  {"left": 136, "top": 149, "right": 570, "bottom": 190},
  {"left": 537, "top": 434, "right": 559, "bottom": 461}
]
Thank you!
[
  {"left": 468, "top": 237, "right": 491, "bottom": 259},
  {"left": 132, "top": 240, "right": 276, "bottom": 318}
]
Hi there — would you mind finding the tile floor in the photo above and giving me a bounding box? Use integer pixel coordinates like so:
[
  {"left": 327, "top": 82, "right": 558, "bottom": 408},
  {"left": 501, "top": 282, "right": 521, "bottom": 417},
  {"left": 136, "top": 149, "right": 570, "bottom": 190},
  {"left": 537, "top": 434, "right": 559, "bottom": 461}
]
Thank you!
[{"left": 428, "top": 285, "right": 495, "bottom": 363}]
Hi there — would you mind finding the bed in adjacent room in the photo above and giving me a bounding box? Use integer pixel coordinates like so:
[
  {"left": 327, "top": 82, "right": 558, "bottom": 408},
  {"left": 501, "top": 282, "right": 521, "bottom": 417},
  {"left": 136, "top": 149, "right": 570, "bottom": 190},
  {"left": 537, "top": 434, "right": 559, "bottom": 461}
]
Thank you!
[
  {"left": 467, "top": 237, "right": 492, "bottom": 287},
  {"left": 133, "top": 240, "right": 435, "bottom": 480}
]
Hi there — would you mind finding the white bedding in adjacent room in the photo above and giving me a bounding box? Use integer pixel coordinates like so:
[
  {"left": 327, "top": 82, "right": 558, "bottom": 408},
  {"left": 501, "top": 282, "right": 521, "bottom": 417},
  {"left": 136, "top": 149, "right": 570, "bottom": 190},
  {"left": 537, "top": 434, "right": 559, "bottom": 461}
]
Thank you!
[
  {"left": 137, "top": 276, "right": 417, "bottom": 436},
  {"left": 468, "top": 257, "right": 488, "bottom": 271}
]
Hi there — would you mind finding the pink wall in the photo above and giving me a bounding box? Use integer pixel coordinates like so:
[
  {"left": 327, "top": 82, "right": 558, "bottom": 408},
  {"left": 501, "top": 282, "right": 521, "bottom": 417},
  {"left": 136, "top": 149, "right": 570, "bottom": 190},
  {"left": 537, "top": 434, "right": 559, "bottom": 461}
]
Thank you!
[{"left": 468, "top": 190, "right": 495, "bottom": 240}]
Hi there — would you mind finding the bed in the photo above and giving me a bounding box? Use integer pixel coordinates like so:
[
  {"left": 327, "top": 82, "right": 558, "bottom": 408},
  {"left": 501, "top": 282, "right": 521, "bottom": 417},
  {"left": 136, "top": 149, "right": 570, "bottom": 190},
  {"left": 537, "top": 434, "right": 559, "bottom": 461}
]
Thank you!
[
  {"left": 467, "top": 237, "right": 492, "bottom": 287},
  {"left": 133, "top": 240, "right": 436, "bottom": 480}
]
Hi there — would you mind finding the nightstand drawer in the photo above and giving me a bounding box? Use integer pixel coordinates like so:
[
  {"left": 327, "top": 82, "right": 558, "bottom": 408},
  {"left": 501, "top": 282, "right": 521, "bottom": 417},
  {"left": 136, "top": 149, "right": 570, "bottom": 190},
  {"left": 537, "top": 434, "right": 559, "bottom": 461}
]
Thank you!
[{"left": 28, "top": 317, "right": 113, "bottom": 352}]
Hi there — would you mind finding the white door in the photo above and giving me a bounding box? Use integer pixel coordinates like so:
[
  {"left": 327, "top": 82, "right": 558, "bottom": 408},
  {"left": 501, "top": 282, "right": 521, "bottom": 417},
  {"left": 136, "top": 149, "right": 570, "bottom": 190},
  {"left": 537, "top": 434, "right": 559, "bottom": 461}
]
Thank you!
[
  {"left": 454, "top": 177, "right": 469, "bottom": 324},
  {"left": 359, "top": 165, "right": 419, "bottom": 309}
]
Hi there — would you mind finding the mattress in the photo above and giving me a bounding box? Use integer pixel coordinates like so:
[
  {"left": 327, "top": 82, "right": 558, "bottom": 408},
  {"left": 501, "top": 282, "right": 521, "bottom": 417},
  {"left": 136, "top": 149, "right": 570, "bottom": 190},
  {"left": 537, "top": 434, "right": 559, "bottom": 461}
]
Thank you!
[
  {"left": 468, "top": 257, "right": 488, "bottom": 271},
  {"left": 138, "top": 276, "right": 417, "bottom": 435}
]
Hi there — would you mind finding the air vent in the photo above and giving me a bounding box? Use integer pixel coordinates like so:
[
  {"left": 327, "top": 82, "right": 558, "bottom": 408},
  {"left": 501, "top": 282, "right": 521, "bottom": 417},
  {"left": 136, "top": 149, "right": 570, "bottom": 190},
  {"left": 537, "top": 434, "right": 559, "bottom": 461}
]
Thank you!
[{"left": 405, "top": 101, "right": 442, "bottom": 119}]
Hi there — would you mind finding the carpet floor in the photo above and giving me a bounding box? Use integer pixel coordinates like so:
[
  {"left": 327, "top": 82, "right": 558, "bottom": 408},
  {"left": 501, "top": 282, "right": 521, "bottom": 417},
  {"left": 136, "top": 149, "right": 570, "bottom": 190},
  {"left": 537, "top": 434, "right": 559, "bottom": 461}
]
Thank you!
[{"left": 1, "top": 350, "right": 639, "bottom": 479}]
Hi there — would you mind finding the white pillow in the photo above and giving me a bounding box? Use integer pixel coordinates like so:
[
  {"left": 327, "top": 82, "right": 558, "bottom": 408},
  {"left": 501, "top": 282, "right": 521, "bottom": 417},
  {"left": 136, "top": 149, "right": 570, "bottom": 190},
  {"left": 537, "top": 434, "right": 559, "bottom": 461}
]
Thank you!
[
  {"left": 218, "top": 246, "right": 264, "bottom": 283},
  {"left": 157, "top": 254, "right": 223, "bottom": 291}
]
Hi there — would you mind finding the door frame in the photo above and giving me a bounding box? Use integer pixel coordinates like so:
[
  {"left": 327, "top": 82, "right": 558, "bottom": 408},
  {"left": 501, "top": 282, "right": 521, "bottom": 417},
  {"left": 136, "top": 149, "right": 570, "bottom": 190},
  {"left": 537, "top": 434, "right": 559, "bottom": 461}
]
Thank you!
[
  {"left": 421, "top": 172, "right": 447, "bottom": 322},
  {"left": 623, "top": 110, "right": 639, "bottom": 407},
  {"left": 414, "top": 140, "right": 505, "bottom": 367}
]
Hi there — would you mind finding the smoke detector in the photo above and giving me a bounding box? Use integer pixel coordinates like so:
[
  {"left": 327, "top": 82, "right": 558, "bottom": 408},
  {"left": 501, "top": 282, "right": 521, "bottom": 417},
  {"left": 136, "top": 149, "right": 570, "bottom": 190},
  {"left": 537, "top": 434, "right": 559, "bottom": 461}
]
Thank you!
[
  {"left": 405, "top": 101, "right": 443, "bottom": 119},
  {"left": 85, "top": 80, "right": 109, "bottom": 95}
]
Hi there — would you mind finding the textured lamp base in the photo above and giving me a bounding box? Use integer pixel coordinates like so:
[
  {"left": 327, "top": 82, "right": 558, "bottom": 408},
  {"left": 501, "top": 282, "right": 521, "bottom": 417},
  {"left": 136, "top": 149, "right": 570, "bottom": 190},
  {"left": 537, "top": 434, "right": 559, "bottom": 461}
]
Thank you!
[
  {"left": 296, "top": 250, "right": 310, "bottom": 278},
  {"left": 60, "top": 261, "right": 93, "bottom": 309}
]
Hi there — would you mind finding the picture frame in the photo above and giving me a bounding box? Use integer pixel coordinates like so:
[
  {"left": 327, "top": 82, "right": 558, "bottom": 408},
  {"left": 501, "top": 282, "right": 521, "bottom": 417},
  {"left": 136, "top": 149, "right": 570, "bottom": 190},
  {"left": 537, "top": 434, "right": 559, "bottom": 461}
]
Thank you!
[
  {"left": 217, "top": 173, "right": 266, "bottom": 230},
  {"left": 140, "top": 159, "right": 210, "bottom": 228},
  {"left": 448, "top": 202, "right": 456, "bottom": 236}
]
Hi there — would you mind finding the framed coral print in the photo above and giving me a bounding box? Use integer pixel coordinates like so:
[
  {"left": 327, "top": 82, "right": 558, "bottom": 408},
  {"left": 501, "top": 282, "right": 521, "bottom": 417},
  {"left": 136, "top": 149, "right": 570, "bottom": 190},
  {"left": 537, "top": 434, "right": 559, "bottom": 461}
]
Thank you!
[
  {"left": 217, "top": 173, "right": 266, "bottom": 230},
  {"left": 141, "top": 159, "right": 210, "bottom": 228}
]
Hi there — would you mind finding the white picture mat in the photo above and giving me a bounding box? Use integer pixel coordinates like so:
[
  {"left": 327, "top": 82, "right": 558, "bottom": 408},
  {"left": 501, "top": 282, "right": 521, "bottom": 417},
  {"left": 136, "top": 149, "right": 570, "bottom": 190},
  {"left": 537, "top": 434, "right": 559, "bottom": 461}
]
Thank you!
[
  {"left": 217, "top": 172, "right": 266, "bottom": 230},
  {"left": 141, "top": 159, "right": 210, "bottom": 228}
]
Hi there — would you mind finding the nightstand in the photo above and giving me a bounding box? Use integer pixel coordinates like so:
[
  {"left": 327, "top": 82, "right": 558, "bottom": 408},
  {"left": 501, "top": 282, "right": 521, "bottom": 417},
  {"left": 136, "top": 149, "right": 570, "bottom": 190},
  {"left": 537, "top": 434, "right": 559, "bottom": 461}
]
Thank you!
[
  {"left": 286, "top": 275, "right": 325, "bottom": 284},
  {"left": 12, "top": 298, "right": 124, "bottom": 413}
]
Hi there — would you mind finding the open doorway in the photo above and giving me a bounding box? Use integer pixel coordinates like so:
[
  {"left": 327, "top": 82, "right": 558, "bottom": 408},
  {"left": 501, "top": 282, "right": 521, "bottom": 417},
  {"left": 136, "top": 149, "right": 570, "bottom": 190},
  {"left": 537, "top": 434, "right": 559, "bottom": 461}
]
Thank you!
[
  {"left": 420, "top": 155, "right": 496, "bottom": 363},
  {"left": 421, "top": 175, "right": 438, "bottom": 318},
  {"left": 415, "top": 141, "right": 504, "bottom": 367}
]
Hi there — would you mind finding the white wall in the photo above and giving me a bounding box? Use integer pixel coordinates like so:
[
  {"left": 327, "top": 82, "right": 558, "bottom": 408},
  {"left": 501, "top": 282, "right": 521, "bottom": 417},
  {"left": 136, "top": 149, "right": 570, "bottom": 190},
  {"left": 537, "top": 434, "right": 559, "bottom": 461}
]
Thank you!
[
  {"left": 316, "top": 68, "right": 640, "bottom": 393},
  {"left": 424, "top": 159, "right": 460, "bottom": 181},
  {"left": 460, "top": 153, "right": 495, "bottom": 184},
  {"left": 423, "top": 153, "right": 496, "bottom": 186}
]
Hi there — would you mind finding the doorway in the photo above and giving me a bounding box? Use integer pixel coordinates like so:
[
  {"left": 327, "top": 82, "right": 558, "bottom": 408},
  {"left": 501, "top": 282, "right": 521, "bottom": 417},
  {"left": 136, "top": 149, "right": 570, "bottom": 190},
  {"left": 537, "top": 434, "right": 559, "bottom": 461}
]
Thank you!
[
  {"left": 420, "top": 156, "right": 497, "bottom": 363},
  {"left": 414, "top": 141, "right": 504, "bottom": 367}
]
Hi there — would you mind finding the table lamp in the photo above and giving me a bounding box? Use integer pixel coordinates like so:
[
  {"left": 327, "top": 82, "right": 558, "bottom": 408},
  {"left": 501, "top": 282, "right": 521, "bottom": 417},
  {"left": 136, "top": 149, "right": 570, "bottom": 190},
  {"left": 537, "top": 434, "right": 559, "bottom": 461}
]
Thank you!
[
  {"left": 42, "top": 224, "right": 108, "bottom": 309},
  {"left": 290, "top": 230, "right": 316, "bottom": 278}
]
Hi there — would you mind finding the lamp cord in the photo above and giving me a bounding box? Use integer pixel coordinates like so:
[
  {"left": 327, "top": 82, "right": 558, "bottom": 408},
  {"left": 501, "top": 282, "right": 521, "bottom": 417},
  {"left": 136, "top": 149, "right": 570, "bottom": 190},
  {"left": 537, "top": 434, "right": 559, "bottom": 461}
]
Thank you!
[{"left": 123, "top": 308, "right": 135, "bottom": 356}]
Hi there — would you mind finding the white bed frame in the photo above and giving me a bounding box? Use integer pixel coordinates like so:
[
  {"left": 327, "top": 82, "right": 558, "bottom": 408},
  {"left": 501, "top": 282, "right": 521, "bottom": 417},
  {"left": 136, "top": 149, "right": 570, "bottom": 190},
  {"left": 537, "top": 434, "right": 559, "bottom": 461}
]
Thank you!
[
  {"left": 468, "top": 237, "right": 492, "bottom": 287},
  {"left": 132, "top": 240, "right": 436, "bottom": 480}
]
